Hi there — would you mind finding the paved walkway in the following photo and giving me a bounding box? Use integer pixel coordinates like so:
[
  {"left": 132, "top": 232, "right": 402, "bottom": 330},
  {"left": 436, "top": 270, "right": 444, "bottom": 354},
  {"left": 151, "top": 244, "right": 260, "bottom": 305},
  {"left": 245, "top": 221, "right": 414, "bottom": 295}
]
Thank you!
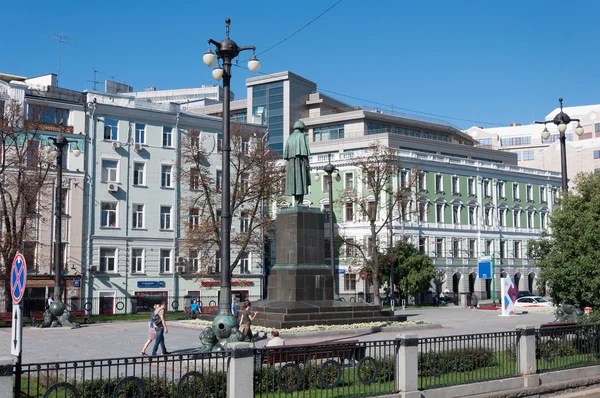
[{"left": 0, "top": 305, "right": 556, "bottom": 363}]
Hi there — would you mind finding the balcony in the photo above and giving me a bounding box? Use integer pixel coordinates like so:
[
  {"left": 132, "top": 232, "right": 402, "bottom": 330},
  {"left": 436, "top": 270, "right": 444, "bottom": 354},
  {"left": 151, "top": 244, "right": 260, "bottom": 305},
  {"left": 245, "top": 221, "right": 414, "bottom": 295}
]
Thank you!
[{"left": 25, "top": 120, "right": 74, "bottom": 133}]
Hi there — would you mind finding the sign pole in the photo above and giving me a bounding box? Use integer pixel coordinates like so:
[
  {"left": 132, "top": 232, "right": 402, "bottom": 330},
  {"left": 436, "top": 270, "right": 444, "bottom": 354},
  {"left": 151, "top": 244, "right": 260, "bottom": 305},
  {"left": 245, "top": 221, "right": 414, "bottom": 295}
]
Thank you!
[
  {"left": 13, "top": 302, "right": 22, "bottom": 396},
  {"left": 491, "top": 252, "right": 496, "bottom": 304}
]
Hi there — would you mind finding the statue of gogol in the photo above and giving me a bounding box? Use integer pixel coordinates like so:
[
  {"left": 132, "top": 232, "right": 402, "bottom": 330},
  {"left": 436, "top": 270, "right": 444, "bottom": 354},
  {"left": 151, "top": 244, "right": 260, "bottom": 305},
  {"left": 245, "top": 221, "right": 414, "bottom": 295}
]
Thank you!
[{"left": 284, "top": 120, "right": 311, "bottom": 204}]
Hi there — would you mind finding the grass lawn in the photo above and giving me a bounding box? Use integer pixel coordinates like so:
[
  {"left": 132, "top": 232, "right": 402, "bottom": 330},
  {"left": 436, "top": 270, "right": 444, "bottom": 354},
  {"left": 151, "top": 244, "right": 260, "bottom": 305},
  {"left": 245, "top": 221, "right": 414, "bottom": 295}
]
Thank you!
[{"left": 537, "top": 353, "right": 600, "bottom": 372}]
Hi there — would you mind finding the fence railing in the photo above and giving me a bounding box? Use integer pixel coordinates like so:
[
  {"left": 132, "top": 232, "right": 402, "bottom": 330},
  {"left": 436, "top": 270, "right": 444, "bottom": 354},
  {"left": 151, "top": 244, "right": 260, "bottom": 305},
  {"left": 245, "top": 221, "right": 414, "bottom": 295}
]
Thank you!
[
  {"left": 18, "top": 351, "right": 230, "bottom": 398},
  {"left": 253, "top": 340, "right": 396, "bottom": 397},
  {"left": 418, "top": 331, "right": 520, "bottom": 390},
  {"left": 535, "top": 324, "right": 600, "bottom": 373}
]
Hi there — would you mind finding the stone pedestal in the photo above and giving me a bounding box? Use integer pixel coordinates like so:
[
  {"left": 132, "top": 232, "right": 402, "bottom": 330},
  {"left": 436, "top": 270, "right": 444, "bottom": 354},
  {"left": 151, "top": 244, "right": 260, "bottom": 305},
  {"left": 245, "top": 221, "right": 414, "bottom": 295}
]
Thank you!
[{"left": 253, "top": 206, "right": 406, "bottom": 329}]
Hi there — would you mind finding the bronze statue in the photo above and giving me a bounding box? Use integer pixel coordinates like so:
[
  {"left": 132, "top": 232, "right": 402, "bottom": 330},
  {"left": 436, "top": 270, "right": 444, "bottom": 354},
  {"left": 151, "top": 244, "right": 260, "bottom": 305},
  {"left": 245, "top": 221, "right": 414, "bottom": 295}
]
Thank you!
[{"left": 284, "top": 120, "right": 311, "bottom": 204}]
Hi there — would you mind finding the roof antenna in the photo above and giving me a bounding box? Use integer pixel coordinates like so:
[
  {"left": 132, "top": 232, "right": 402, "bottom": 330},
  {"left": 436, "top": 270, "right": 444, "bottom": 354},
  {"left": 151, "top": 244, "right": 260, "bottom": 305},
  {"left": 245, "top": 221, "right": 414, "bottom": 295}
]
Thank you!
[{"left": 50, "top": 33, "right": 76, "bottom": 87}]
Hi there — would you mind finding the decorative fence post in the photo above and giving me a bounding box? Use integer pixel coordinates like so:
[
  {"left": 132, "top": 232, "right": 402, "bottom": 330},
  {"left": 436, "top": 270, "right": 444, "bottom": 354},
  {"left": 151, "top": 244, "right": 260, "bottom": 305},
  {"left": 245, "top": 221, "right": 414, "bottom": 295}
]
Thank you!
[
  {"left": 396, "top": 334, "right": 420, "bottom": 398},
  {"left": 228, "top": 342, "right": 254, "bottom": 398},
  {"left": 0, "top": 356, "right": 14, "bottom": 396},
  {"left": 517, "top": 325, "right": 538, "bottom": 387}
]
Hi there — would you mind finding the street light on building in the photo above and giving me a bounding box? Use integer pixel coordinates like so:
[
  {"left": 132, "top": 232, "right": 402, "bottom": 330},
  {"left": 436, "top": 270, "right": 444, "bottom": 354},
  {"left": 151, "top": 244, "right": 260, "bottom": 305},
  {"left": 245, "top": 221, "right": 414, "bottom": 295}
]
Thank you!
[
  {"left": 202, "top": 18, "right": 260, "bottom": 333},
  {"left": 44, "top": 133, "right": 80, "bottom": 307},
  {"left": 535, "top": 98, "right": 584, "bottom": 191},
  {"left": 322, "top": 154, "right": 339, "bottom": 298}
]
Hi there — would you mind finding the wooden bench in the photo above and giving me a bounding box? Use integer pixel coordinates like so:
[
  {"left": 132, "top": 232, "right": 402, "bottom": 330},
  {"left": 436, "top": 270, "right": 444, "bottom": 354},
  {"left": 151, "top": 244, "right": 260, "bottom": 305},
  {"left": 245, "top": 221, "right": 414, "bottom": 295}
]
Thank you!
[
  {"left": 261, "top": 340, "right": 365, "bottom": 365},
  {"left": 30, "top": 310, "right": 89, "bottom": 326},
  {"left": 0, "top": 312, "right": 13, "bottom": 325}
]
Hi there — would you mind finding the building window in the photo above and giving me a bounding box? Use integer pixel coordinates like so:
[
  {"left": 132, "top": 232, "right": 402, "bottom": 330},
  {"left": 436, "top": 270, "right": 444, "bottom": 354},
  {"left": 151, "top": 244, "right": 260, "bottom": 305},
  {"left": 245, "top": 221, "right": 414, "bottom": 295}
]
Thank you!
[
  {"left": 132, "top": 204, "right": 144, "bottom": 229},
  {"left": 313, "top": 124, "right": 344, "bottom": 141},
  {"left": 367, "top": 201, "right": 376, "bottom": 220},
  {"left": 240, "top": 211, "right": 250, "bottom": 233},
  {"left": 468, "top": 239, "right": 476, "bottom": 258},
  {"left": 345, "top": 238, "right": 355, "bottom": 257},
  {"left": 500, "top": 240, "right": 506, "bottom": 259},
  {"left": 435, "top": 174, "right": 443, "bottom": 193},
  {"left": 469, "top": 206, "right": 477, "bottom": 225},
  {"left": 324, "top": 239, "right": 331, "bottom": 259},
  {"left": 27, "top": 104, "right": 69, "bottom": 125},
  {"left": 344, "top": 274, "right": 357, "bottom": 291},
  {"left": 189, "top": 208, "right": 199, "bottom": 229},
  {"left": 418, "top": 202, "right": 427, "bottom": 222},
  {"left": 345, "top": 173, "right": 353, "bottom": 190},
  {"left": 323, "top": 203, "right": 330, "bottom": 223},
  {"left": 526, "top": 185, "right": 533, "bottom": 202},
  {"left": 160, "top": 249, "right": 172, "bottom": 273},
  {"left": 100, "top": 202, "right": 117, "bottom": 227},
  {"left": 215, "top": 250, "right": 221, "bottom": 273},
  {"left": 401, "top": 201, "right": 410, "bottom": 222},
  {"left": 322, "top": 174, "right": 330, "bottom": 193},
  {"left": 468, "top": 177, "right": 475, "bottom": 196},
  {"left": 595, "top": 123, "right": 600, "bottom": 133},
  {"left": 452, "top": 176, "right": 459, "bottom": 195},
  {"left": 132, "top": 248, "right": 144, "bottom": 273},
  {"left": 435, "top": 238, "right": 444, "bottom": 258},
  {"left": 161, "top": 165, "right": 173, "bottom": 188},
  {"left": 513, "top": 183, "right": 519, "bottom": 200},
  {"left": 367, "top": 171, "right": 376, "bottom": 190},
  {"left": 162, "top": 126, "right": 173, "bottom": 147},
  {"left": 541, "top": 212, "right": 547, "bottom": 229},
  {"left": 104, "top": 120, "right": 118, "bottom": 140},
  {"left": 540, "top": 186, "right": 547, "bottom": 202},
  {"left": 484, "top": 207, "right": 493, "bottom": 226},
  {"left": 241, "top": 173, "right": 249, "bottom": 192},
  {"left": 345, "top": 202, "right": 354, "bottom": 222},
  {"left": 160, "top": 206, "right": 172, "bottom": 230},
  {"left": 400, "top": 169, "right": 409, "bottom": 188},
  {"left": 498, "top": 208, "right": 505, "bottom": 227},
  {"left": 452, "top": 205, "right": 460, "bottom": 224},
  {"left": 190, "top": 168, "right": 200, "bottom": 190},
  {"left": 418, "top": 171, "right": 426, "bottom": 191},
  {"left": 189, "top": 250, "right": 199, "bottom": 273},
  {"left": 497, "top": 181, "right": 505, "bottom": 199},
  {"left": 523, "top": 150, "right": 534, "bottom": 161},
  {"left": 485, "top": 239, "right": 493, "bottom": 256},
  {"left": 102, "top": 159, "right": 118, "bottom": 183},
  {"left": 436, "top": 203, "right": 444, "bottom": 223},
  {"left": 133, "top": 162, "right": 145, "bottom": 186},
  {"left": 239, "top": 252, "right": 250, "bottom": 273},
  {"left": 216, "top": 170, "right": 222, "bottom": 192},
  {"left": 483, "top": 179, "right": 491, "bottom": 197},
  {"left": 61, "top": 188, "right": 69, "bottom": 215},
  {"left": 452, "top": 238, "right": 460, "bottom": 258},
  {"left": 500, "top": 136, "right": 531, "bottom": 146},
  {"left": 135, "top": 123, "right": 146, "bottom": 144},
  {"left": 527, "top": 210, "right": 534, "bottom": 228},
  {"left": 513, "top": 241, "right": 521, "bottom": 259},
  {"left": 100, "top": 248, "right": 117, "bottom": 273},
  {"left": 513, "top": 210, "right": 520, "bottom": 228},
  {"left": 419, "top": 237, "right": 427, "bottom": 254}
]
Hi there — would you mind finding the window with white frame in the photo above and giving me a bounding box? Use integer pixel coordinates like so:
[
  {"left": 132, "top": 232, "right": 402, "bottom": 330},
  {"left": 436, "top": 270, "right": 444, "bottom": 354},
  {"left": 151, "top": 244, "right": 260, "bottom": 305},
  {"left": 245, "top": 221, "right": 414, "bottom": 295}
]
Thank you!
[
  {"left": 322, "top": 174, "right": 330, "bottom": 193},
  {"left": 452, "top": 204, "right": 460, "bottom": 224},
  {"left": 240, "top": 211, "right": 250, "bottom": 233},
  {"left": 513, "top": 241, "right": 521, "bottom": 259},
  {"left": 100, "top": 248, "right": 117, "bottom": 273},
  {"left": 241, "top": 173, "right": 249, "bottom": 192},
  {"left": 540, "top": 186, "right": 547, "bottom": 203},
  {"left": 498, "top": 208, "right": 506, "bottom": 227},
  {"left": 483, "top": 179, "right": 491, "bottom": 197},
  {"left": 526, "top": 185, "right": 533, "bottom": 201},
  {"left": 527, "top": 210, "right": 534, "bottom": 228},
  {"left": 345, "top": 202, "right": 353, "bottom": 221},
  {"left": 435, "top": 174, "right": 443, "bottom": 193},
  {"left": 452, "top": 176, "right": 459, "bottom": 194},
  {"left": 104, "top": 120, "right": 118, "bottom": 141},
  {"left": 162, "top": 126, "right": 173, "bottom": 147},
  {"left": 435, "top": 237, "right": 444, "bottom": 257},
  {"left": 133, "top": 162, "right": 145, "bottom": 186},
  {"left": 160, "top": 206, "right": 172, "bottom": 230},
  {"left": 452, "top": 238, "right": 460, "bottom": 258},
  {"left": 189, "top": 208, "right": 199, "bottom": 229},
  {"left": 189, "top": 168, "right": 200, "bottom": 190},
  {"left": 436, "top": 203, "right": 444, "bottom": 223},
  {"left": 131, "top": 248, "right": 144, "bottom": 273},
  {"left": 189, "top": 250, "right": 199, "bottom": 272},
  {"left": 513, "top": 209, "right": 520, "bottom": 227},
  {"left": 216, "top": 170, "right": 222, "bottom": 192},
  {"left": 240, "top": 252, "right": 250, "bottom": 273},
  {"left": 540, "top": 212, "right": 547, "bottom": 229},
  {"left": 400, "top": 169, "right": 409, "bottom": 188},
  {"left": 367, "top": 201, "right": 376, "bottom": 221},
  {"left": 345, "top": 173, "right": 353, "bottom": 190},
  {"left": 484, "top": 207, "right": 493, "bottom": 226},
  {"left": 401, "top": 201, "right": 410, "bottom": 222},
  {"left": 498, "top": 181, "right": 505, "bottom": 199},
  {"left": 418, "top": 171, "right": 426, "bottom": 191},
  {"left": 513, "top": 183, "right": 520, "bottom": 200},
  {"left": 101, "top": 159, "right": 118, "bottom": 183},
  {"left": 419, "top": 236, "right": 427, "bottom": 254},
  {"left": 323, "top": 203, "right": 330, "bottom": 223},
  {"left": 485, "top": 239, "right": 493, "bottom": 256},
  {"left": 468, "top": 239, "right": 477, "bottom": 258},
  {"left": 500, "top": 240, "right": 506, "bottom": 259},
  {"left": 469, "top": 206, "right": 477, "bottom": 225},
  {"left": 160, "top": 249, "right": 172, "bottom": 273},
  {"left": 61, "top": 188, "right": 69, "bottom": 215},
  {"left": 418, "top": 201, "right": 427, "bottom": 222},
  {"left": 367, "top": 170, "right": 376, "bottom": 189},
  {"left": 344, "top": 274, "right": 357, "bottom": 291},
  {"left": 135, "top": 123, "right": 146, "bottom": 144},
  {"left": 100, "top": 202, "right": 117, "bottom": 227},
  {"left": 468, "top": 177, "right": 475, "bottom": 196},
  {"left": 345, "top": 238, "right": 355, "bottom": 257},
  {"left": 132, "top": 204, "right": 144, "bottom": 229},
  {"left": 215, "top": 250, "right": 221, "bottom": 273},
  {"left": 161, "top": 165, "right": 173, "bottom": 188}
]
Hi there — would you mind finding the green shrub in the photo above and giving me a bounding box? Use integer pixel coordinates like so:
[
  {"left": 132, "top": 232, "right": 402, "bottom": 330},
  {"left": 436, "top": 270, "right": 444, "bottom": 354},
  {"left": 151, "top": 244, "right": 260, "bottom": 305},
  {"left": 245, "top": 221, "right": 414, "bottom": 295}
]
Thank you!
[{"left": 419, "top": 347, "right": 495, "bottom": 376}]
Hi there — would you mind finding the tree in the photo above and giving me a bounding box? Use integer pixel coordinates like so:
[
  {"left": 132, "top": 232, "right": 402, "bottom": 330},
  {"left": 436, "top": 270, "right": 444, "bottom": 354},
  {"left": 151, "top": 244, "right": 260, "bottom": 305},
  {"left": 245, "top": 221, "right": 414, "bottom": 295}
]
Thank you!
[
  {"left": 0, "top": 99, "right": 54, "bottom": 302},
  {"left": 179, "top": 123, "right": 284, "bottom": 278},
  {"left": 379, "top": 240, "right": 436, "bottom": 301},
  {"left": 339, "top": 142, "right": 416, "bottom": 305},
  {"left": 527, "top": 172, "right": 600, "bottom": 308}
]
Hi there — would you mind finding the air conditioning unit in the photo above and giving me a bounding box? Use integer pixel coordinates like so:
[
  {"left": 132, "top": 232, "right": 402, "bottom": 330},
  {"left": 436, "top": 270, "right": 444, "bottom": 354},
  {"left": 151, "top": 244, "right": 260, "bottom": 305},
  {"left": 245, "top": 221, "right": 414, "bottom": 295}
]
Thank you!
[
  {"left": 112, "top": 141, "right": 121, "bottom": 149},
  {"left": 134, "top": 143, "right": 142, "bottom": 152},
  {"left": 176, "top": 265, "right": 186, "bottom": 274},
  {"left": 177, "top": 257, "right": 186, "bottom": 264},
  {"left": 107, "top": 183, "right": 118, "bottom": 193},
  {"left": 90, "top": 265, "right": 98, "bottom": 273}
]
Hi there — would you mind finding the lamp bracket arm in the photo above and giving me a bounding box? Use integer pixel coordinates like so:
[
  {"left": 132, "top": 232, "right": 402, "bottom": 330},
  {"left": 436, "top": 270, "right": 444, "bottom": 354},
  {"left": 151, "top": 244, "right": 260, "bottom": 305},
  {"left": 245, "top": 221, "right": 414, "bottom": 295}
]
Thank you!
[
  {"left": 208, "top": 39, "right": 220, "bottom": 48},
  {"left": 238, "top": 45, "right": 256, "bottom": 53}
]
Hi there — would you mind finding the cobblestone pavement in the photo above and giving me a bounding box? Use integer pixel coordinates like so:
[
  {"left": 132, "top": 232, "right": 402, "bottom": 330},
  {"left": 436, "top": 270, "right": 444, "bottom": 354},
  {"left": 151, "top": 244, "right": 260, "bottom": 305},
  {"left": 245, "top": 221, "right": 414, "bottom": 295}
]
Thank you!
[{"left": 0, "top": 305, "right": 556, "bottom": 363}]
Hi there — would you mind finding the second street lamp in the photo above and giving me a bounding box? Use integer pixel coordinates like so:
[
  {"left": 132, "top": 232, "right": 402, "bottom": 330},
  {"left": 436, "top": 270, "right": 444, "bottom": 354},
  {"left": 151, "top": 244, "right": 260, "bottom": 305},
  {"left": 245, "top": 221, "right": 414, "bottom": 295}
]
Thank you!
[
  {"left": 323, "top": 154, "right": 339, "bottom": 299},
  {"left": 535, "top": 98, "right": 584, "bottom": 191},
  {"left": 202, "top": 18, "right": 260, "bottom": 342}
]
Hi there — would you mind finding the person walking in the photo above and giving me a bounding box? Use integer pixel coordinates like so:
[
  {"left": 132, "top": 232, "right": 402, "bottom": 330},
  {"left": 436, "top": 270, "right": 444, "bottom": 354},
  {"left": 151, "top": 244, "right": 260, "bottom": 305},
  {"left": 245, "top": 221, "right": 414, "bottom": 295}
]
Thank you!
[
  {"left": 231, "top": 294, "right": 239, "bottom": 320},
  {"left": 140, "top": 303, "right": 161, "bottom": 355},
  {"left": 239, "top": 302, "right": 258, "bottom": 343},
  {"left": 46, "top": 293, "right": 54, "bottom": 310},
  {"left": 151, "top": 301, "right": 170, "bottom": 356}
]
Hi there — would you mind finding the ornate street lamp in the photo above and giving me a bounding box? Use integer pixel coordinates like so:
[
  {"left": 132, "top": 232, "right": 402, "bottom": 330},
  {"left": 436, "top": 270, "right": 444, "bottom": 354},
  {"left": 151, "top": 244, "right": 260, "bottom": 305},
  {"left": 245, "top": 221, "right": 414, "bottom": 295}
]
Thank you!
[
  {"left": 43, "top": 133, "right": 80, "bottom": 326},
  {"left": 202, "top": 18, "right": 260, "bottom": 338},
  {"left": 535, "top": 98, "right": 584, "bottom": 191},
  {"left": 318, "top": 154, "right": 340, "bottom": 298}
]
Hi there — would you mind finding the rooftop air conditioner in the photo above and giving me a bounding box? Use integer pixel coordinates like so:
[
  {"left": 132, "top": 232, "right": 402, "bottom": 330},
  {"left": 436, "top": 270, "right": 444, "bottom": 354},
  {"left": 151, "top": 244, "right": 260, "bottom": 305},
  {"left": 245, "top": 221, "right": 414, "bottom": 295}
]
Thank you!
[
  {"left": 134, "top": 143, "right": 142, "bottom": 152},
  {"left": 112, "top": 141, "right": 121, "bottom": 149},
  {"left": 108, "top": 183, "right": 118, "bottom": 193},
  {"left": 176, "top": 265, "right": 186, "bottom": 274}
]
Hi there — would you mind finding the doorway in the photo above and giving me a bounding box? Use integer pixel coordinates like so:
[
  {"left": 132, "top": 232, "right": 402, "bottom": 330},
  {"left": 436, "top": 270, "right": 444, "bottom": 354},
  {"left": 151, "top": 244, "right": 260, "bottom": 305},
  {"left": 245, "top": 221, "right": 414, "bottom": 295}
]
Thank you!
[
  {"left": 100, "top": 295, "right": 114, "bottom": 315},
  {"left": 468, "top": 273, "right": 476, "bottom": 293},
  {"left": 528, "top": 272, "right": 536, "bottom": 293}
]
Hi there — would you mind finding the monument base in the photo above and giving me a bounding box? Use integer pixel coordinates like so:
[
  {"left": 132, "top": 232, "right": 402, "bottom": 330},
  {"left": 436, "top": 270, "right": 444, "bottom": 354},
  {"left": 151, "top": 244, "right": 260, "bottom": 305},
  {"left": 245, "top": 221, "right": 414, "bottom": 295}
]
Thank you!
[{"left": 251, "top": 300, "right": 407, "bottom": 329}]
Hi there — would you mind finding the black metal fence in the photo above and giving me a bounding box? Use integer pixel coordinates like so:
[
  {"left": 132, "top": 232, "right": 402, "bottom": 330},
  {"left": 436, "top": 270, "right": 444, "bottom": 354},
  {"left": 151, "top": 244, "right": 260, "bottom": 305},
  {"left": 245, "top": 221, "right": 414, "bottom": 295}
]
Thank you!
[
  {"left": 535, "top": 324, "right": 600, "bottom": 373},
  {"left": 418, "top": 331, "right": 520, "bottom": 390},
  {"left": 18, "top": 352, "right": 230, "bottom": 397},
  {"left": 253, "top": 340, "right": 396, "bottom": 396}
]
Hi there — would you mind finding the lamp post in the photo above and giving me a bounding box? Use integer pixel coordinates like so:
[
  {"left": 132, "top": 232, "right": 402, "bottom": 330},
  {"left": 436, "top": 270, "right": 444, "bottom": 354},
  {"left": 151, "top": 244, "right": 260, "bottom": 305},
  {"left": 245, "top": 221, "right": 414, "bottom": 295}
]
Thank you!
[
  {"left": 202, "top": 18, "right": 260, "bottom": 335},
  {"left": 45, "top": 134, "right": 81, "bottom": 308},
  {"left": 323, "top": 154, "right": 339, "bottom": 299},
  {"left": 535, "top": 98, "right": 584, "bottom": 191}
]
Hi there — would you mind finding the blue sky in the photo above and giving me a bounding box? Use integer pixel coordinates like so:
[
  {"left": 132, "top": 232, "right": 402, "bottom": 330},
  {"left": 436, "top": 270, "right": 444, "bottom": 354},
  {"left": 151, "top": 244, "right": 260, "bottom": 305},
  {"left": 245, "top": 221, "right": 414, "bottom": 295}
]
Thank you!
[{"left": 2, "top": 0, "right": 599, "bottom": 129}]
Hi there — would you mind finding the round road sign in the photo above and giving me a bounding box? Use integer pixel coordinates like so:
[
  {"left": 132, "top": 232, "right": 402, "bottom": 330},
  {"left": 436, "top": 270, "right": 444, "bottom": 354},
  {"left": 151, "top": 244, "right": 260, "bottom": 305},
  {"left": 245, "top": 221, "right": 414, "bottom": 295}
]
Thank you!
[
  {"left": 11, "top": 253, "right": 27, "bottom": 304},
  {"left": 360, "top": 272, "right": 367, "bottom": 281}
]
